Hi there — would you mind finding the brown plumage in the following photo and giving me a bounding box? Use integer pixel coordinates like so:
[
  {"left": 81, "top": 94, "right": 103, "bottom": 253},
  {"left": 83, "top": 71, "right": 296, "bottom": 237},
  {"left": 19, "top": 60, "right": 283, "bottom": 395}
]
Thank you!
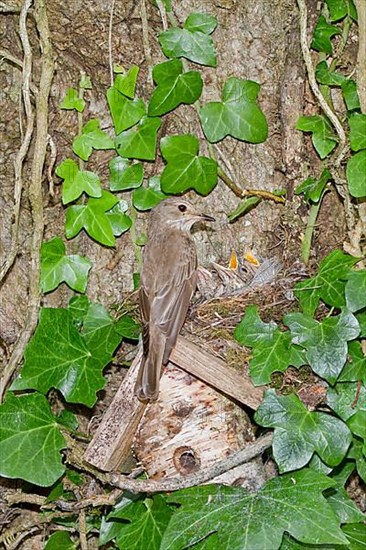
[{"left": 134, "top": 197, "right": 214, "bottom": 402}]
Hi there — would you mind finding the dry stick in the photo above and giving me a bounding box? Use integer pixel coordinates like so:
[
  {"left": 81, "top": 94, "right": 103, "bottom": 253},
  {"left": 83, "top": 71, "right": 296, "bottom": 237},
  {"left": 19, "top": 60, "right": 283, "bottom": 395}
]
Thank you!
[
  {"left": 70, "top": 432, "right": 273, "bottom": 494},
  {"left": 140, "top": 0, "right": 153, "bottom": 85},
  {"left": 108, "top": 0, "right": 116, "bottom": 86},
  {"left": 0, "top": 1, "right": 34, "bottom": 286},
  {"left": 297, "top": 0, "right": 356, "bottom": 232},
  {"left": 79, "top": 509, "right": 88, "bottom": 550},
  {"left": 0, "top": 49, "right": 39, "bottom": 95},
  {"left": 0, "top": 0, "right": 55, "bottom": 401},
  {"left": 353, "top": 0, "right": 366, "bottom": 113},
  {"left": 156, "top": 0, "right": 168, "bottom": 31}
]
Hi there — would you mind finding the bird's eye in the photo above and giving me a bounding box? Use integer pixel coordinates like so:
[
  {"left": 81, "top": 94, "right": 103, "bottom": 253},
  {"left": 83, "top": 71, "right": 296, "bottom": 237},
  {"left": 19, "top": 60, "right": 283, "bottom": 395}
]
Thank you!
[{"left": 178, "top": 204, "right": 187, "bottom": 212}]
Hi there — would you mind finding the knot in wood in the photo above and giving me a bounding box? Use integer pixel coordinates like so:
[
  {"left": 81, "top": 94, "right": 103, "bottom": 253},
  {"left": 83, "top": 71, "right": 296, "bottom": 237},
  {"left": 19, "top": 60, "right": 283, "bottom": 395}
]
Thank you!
[{"left": 173, "top": 446, "right": 201, "bottom": 475}]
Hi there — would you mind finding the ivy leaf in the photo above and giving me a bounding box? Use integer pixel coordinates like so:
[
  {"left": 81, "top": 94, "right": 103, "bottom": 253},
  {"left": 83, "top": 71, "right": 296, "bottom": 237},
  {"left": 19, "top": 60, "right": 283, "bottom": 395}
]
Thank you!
[
  {"left": 347, "top": 150, "right": 366, "bottom": 198},
  {"left": 106, "top": 201, "right": 132, "bottom": 236},
  {"left": 255, "top": 389, "right": 351, "bottom": 472},
  {"left": 311, "top": 15, "right": 341, "bottom": 54},
  {"left": 11, "top": 300, "right": 129, "bottom": 406},
  {"left": 148, "top": 59, "right": 203, "bottom": 116},
  {"left": 294, "top": 249, "right": 359, "bottom": 315},
  {"left": 296, "top": 115, "right": 338, "bottom": 159},
  {"left": 342, "top": 80, "right": 360, "bottom": 111},
  {"left": 79, "top": 74, "right": 92, "bottom": 89},
  {"left": 72, "top": 119, "right": 114, "bottom": 161},
  {"left": 65, "top": 191, "right": 118, "bottom": 247},
  {"left": 339, "top": 341, "right": 366, "bottom": 383},
  {"left": 160, "top": 134, "right": 218, "bottom": 195},
  {"left": 315, "top": 61, "right": 346, "bottom": 86},
  {"left": 184, "top": 12, "right": 217, "bottom": 34},
  {"left": 44, "top": 532, "right": 76, "bottom": 550},
  {"left": 0, "top": 392, "right": 65, "bottom": 486},
  {"left": 325, "top": 0, "right": 357, "bottom": 21},
  {"left": 107, "top": 86, "right": 146, "bottom": 134},
  {"left": 348, "top": 411, "right": 366, "bottom": 454},
  {"left": 327, "top": 380, "right": 366, "bottom": 424},
  {"left": 41, "top": 237, "right": 92, "bottom": 293},
  {"left": 285, "top": 310, "right": 359, "bottom": 384},
  {"left": 348, "top": 438, "right": 366, "bottom": 483},
  {"left": 341, "top": 523, "right": 366, "bottom": 549},
  {"left": 60, "top": 87, "right": 85, "bottom": 113},
  {"left": 161, "top": 470, "right": 349, "bottom": 549},
  {"left": 294, "top": 168, "right": 331, "bottom": 203},
  {"left": 346, "top": 270, "right": 366, "bottom": 312},
  {"left": 109, "top": 156, "right": 144, "bottom": 191},
  {"left": 349, "top": 113, "right": 366, "bottom": 151},
  {"left": 115, "top": 315, "right": 140, "bottom": 340},
  {"left": 132, "top": 176, "right": 167, "bottom": 210},
  {"left": 115, "top": 116, "right": 161, "bottom": 161},
  {"left": 107, "top": 495, "right": 173, "bottom": 550},
  {"left": 55, "top": 158, "right": 102, "bottom": 204},
  {"left": 159, "top": 13, "right": 217, "bottom": 67},
  {"left": 228, "top": 196, "right": 261, "bottom": 222},
  {"left": 113, "top": 66, "right": 139, "bottom": 99},
  {"left": 234, "top": 306, "right": 306, "bottom": 385},
  {"left": 200, "top": 78, "right": 268, "bottom": 144}
]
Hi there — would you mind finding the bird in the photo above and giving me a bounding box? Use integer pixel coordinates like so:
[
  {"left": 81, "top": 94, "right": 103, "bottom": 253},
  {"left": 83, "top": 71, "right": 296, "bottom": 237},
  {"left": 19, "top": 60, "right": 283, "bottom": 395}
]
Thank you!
[{"left": 134, "top": 197, "right": 215, "bottom": 402}]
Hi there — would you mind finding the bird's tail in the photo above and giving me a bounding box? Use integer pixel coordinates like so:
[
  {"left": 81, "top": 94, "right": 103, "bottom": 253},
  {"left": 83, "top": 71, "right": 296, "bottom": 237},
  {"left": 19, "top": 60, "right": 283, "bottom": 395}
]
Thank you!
[{"left": 134, "top": 327, "right": 166, "bottom": 402}]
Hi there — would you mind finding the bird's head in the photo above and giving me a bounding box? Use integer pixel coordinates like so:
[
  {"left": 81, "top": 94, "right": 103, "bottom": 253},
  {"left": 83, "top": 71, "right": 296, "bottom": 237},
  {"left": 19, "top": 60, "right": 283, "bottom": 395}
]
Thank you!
[{"left": 153, "top": 197, "right": 215, "bottom": 232}]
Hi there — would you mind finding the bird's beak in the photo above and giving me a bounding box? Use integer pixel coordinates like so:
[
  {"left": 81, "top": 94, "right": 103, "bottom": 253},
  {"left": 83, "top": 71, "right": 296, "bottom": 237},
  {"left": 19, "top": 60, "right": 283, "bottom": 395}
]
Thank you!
[{"left": 200, "top": 213, "right": 215, "bottom": 222}]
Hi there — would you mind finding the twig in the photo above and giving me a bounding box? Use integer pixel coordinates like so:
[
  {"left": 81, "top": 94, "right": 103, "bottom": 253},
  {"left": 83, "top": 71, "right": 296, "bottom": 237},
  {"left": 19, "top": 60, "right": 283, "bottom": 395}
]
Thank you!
[
  {"left": 354, "top": 0, "right": 366, "bottom": 113},
  {"left": 47, "top": 133, "right": 57, "bottom": 197},
  {"left": 108, "top": 0, "right": 116, "bottom": 86},
  {"left": 78, "top": 509, "right": 88, "bottom": 550},
  {"left": 0, "top": 0, "right": 34, "bottom": 286},
  {"left": 0, "top": 0, "right": 55, "bottom": 401},
  {"left": 140, "top": 0, "right": 153, "bottom": 85},
  {"left": 156, "top": 0, "right": 168, "bottom": 31},
  {"left": 218, "top": 166, "right": 285, "bottom": 203},
  {"left": 297, "top": 0, "right": 347, "bottom": 150},
  {"left": 301, "top": 194, "right": 324, "bottom": 264},
  {"left": 68, "top": 431, "right": 273, "bottom": 494},
  {"left": 0, "top": 1, "right": 20, "bottom": 12}
]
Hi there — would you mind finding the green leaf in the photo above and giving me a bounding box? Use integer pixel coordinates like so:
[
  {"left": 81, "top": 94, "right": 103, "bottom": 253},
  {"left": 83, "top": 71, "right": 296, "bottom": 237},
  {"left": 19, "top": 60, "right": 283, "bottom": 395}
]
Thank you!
[
  {"left": 234, "top": 306, "right": 306, "bottom": 385},
  {"left": 315, "top": 60, "right": 346, "bottom": 86},
  {"left": 347, "top": 150, "right": 366, "bottom": 198},
  {"left": 79, "top": 74, "right": 92, "bottom": 89},
  {"left": 55, "top": 158, "right": 102, "bottom": 204},
  {"left": 349, "top": 113, "right": 366, "bottom": 151},
  {"left": 294, "top": 249, "right": 359, "bottom": 315},
  {"left": 356, "top": 310, "right": 366, "bottom": 337},
  {"left": 0, "top": 392, "right": 65, "bottom": 486},
  {"left": 160, "top": 134, "right": 218, "bottom": 195},
  {"left": 342, "top": 80, "right": 361, "bottom": 111},
  {"left": 311, "top": 15, "right": 341, "bottom": 54},
  {"left": 325, "top": 0, "right": 357, "bottom": 21},
  {"left": 184, "top": 12, "right": 217, "bottom": 34},
  {"left": 60, "top": 87, "right": 85, "bottom": 113},
  {"left": 113, "top": 66, "right": 139, "bottom": 99},
  {"left": 348, "top": 411, "right": 366, "bottom": 453},
  {"left": 115, "top": 315, "right": 140, "bottom": 340},
  {"left": 41, "top": 237, "right": 92, "bottom": 293},
  {"left": 106, "top": 201, "right": 132, "bottom": 236},
  {"left": 348, "top": 438, "right": 366, "bottom": 483},
  {"left": 109, "top": 156, "right": 144, "bottom": 191},
  {"left": 56, "top": 409, "right": 78, "bottom": 431},
  {"left": 285, "top": 310, "right": 360, "bottom": 384},
  {"left": 132, "top": 176, "right": 167, "bottom": 210},
  {"left": 341, "top": 523, "right": 366, "bottom": 549},
  {"left": 44, "top": 531, "right": 76, "bottom": 550},
  {"left": 148, "top": 59, "right": 203, "bottom": 116},
  {"left": 327, "top": 381, "right": 366, "bottom": 423},
  {"left": 65, "top": 190, "right": 118, "bottom": 247},
  {"left": 200, "top": 78, "right": 268, "bottom": 144},
  {"left": 11, "top": 301, "right": 128, "bottom": 407},
  {"left": 228, "top": 196, "right": 261, "bottom": 222},
  {"left": 339, "top": 341, "right": 366, "bottom": 383},
  {"left": 346, "top": 269, "right": 366, "bottom": 312},
  {"left": 158, "top": 13, "right": 217, "bottom": 67},
  {"left": 294, "top": 168, "right": 331, "bottom": 203},
  {"left": 161, "top": 470, "right": 348, "bottom": 549},
  {"left": 115, "top": 116, "right": 161, "bottom": 161},
  {"left": 107, "top": 495, "right": 174, "bottom": 550},
  {"left": 72, "top": 119, "right": 114, "bottom": 161},
  {"left": 255, "top": 389, "right": 351, "bottom": 471},
  {"left": 107, "top": 86, "right": 146, "bottom": 134},
  {"left": 296, "top": 115, "right": 338, "bottom": 159}
]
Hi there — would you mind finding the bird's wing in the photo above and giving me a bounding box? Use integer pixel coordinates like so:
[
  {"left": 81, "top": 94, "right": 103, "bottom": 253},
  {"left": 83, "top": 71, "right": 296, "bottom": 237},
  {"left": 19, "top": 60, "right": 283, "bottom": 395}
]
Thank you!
[{"left": 140, "top": 238, "right": 197, "bottom": 365}]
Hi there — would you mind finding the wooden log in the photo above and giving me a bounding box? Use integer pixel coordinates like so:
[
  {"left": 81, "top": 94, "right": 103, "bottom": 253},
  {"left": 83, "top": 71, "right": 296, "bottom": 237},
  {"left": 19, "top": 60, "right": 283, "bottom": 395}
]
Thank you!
[
  {"left": 171, "top": 336, "right": 264, "bottom": 410},
  {"left": 84, "top": 337, "right": 264, "bottom": 472},
  {"left": 83, "top": 347, "right": 146, "bottom": 471}
]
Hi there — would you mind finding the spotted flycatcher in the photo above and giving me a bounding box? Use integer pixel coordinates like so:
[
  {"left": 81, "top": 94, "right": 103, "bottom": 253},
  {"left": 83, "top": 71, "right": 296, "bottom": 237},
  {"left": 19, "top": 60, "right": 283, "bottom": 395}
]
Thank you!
[{"left": 134, "top": 197, "right": 215, "bottom": 401}]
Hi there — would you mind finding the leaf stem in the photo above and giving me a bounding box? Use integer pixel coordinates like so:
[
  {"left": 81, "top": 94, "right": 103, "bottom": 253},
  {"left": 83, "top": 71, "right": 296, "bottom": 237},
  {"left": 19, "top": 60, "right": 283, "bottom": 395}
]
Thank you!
[{"left": 301, "top": 199, "right": 322, "bottom": 265}]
